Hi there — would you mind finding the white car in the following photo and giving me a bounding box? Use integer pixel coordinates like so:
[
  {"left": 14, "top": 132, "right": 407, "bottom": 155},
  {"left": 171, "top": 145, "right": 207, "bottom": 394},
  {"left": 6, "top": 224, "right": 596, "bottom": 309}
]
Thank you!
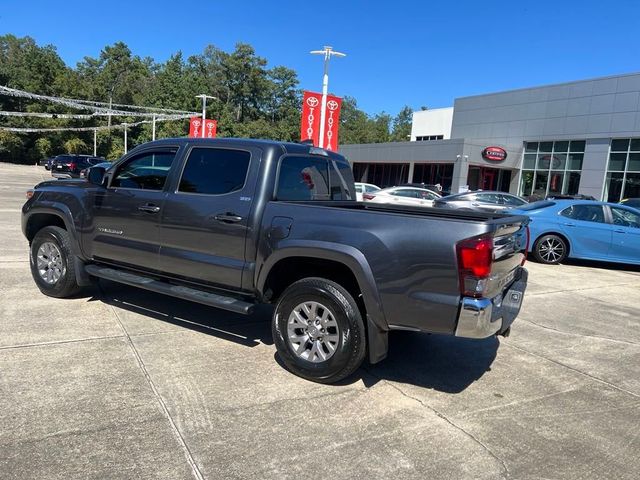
[
  {"left": 363, "top": 186, "right": 442, "bottom": 207},
  {"left": 354, "top": 182, "right": 381, "bottom": 201}
]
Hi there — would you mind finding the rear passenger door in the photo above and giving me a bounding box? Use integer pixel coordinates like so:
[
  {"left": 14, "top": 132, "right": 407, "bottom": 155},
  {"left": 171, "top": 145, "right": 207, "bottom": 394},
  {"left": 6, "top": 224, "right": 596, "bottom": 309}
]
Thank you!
[{"left": 158, "top": 146, "right": 256, "bottom": 290}]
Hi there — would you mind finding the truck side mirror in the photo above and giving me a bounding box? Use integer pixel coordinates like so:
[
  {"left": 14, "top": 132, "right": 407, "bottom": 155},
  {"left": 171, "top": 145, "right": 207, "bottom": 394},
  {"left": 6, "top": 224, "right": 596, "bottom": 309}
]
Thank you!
[{"left": 87, "top": 166, "right": 107, "bottom": 186}]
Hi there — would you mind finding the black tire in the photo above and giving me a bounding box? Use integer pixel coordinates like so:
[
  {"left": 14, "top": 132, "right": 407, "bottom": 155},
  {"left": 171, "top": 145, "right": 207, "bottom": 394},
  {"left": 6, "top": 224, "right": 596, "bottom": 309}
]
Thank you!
[
  {"left": 533, "top": 234, "right": 568, "bottom": 264},
  {"left": 30, "top": 226, "right": 82, "bottom": 298},
  {"left": 272, "top": 277, "right": 366, "bottom": 384}
]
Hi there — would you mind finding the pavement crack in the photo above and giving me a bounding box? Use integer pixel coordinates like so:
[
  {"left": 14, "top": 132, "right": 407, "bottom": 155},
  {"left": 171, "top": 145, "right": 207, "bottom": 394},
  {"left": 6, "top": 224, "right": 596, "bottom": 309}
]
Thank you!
[
  {"left": 0, "top": 335, "right": 125, "bottom": 351},
  {"left": 520, "top": 318, "right": 640, "bottom": 346},
  {"left": 505, "top": 342, "right": 640, "bottom": 399},
  {"left": 363, "top": 367, "right": 510, "bottom": 479},
  {"left": 105, "top": 299, "right": 205, "bottom": 480}
]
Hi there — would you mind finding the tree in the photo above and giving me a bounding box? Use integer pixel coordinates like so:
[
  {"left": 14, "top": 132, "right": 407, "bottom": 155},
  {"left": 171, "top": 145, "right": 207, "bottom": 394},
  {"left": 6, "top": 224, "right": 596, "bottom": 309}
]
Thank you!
[
  {"left": 34, "top": 137, "right": 52, "bottom": 159},
  {"left": 390, "top": 106, "right": 413, "bottom": 142},
  {"left": 64, "top": 138, "right": 88, "bottom": 154}
]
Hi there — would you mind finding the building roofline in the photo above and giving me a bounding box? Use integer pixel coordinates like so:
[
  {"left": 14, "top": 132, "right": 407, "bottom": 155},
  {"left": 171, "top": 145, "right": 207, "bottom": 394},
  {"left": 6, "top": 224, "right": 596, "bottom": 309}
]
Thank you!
[{"left": 456, "top": 71, "right": 640, "bottom": 101}]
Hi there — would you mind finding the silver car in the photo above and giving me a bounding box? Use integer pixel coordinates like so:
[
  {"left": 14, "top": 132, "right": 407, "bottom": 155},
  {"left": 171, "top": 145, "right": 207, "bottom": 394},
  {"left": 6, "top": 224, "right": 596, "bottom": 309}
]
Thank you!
[
  {"left": 363, "top": 186, "right": 441, "bottom": 207},
  {"left": 433, "top": 191, "right": 528, "bottom": 212}
]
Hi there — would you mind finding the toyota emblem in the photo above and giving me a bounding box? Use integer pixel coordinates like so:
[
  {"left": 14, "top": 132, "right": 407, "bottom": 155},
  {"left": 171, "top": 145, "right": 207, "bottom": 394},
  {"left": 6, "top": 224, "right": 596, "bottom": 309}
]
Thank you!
[
  {"left": 306, "top": 97, "right": 319, "bottom": 107},
  {"left": 326, "top": 100, "right": 339, "bottom": 111}
]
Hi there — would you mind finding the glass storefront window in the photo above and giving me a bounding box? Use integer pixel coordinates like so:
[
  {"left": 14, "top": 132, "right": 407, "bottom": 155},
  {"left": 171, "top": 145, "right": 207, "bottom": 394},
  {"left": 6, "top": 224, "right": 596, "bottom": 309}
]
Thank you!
[
  {"left": 539, "top": 141, "right": 553, "bottom": 152},
  {"left": 554, "top": 141, "right": 569, "bottom": 152},
  {"left": 623, "top": 173, "right": 640, "bottom": 199},
  {"left": 606, "top": 138, "right": 640, "bottom": 201},
  {"left": 533, "top": 172, "right": 548, "bottom": 197},
  {"left": 523, "top": 154, "right": 536, "bottom": 169},
  {"left": 611, "top": 139, "right": 630, "bottom": 152},
  {"left": 569, "top": 140, "right": 585, "bottom": 152},
  {"left": 609, "top": 153, "right": 627, "bottom": 171},
  {"left": 566, "top": 172, "right": 581, "bottom": 194},
  {"left": 605, "top": 172, "right": 624, "bottom": 203},
  {"left": 525, "top": 142, "right": 538, "bottom": 152},
  {"left": 568, "top": 153, "right": 583, "bottom": 170},
  {"left": 628, "top": 153, "right": 640, "bottom": 172},
  {"left": 520, "top": 171, "right": 534, "bottom": 196},
  {"left": 521, "top": 140, "right": 585, "bottom": 198},
  {"left": 548, "top": 171, "right": 565, "bottom": 196}
]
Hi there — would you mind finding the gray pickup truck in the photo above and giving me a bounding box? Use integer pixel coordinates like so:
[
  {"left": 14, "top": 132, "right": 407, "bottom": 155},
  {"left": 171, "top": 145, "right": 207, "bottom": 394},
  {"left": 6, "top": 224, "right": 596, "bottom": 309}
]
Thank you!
[{"left": 22, "top": 138, "right": 529, "bottom": 383}]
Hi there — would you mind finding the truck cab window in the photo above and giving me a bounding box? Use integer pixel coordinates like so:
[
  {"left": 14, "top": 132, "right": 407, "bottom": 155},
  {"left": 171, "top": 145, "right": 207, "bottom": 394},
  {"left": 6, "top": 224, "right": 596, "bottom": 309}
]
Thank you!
[
  {"left": 277, "top": 156, "right": 330, "bottom": 201},
  {"left": 111, "top": 150, "right": 177, "bottom": 190},
  {"left": 179, "top": 148, "right": 251, "bottom": 195}
]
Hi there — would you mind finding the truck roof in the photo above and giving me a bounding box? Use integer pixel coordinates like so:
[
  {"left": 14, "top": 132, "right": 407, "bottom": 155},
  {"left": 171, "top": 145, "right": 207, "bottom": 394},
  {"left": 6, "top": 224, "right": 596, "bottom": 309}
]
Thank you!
[{"left": 138, "top": 137, "right": 346, "bottom": 161}]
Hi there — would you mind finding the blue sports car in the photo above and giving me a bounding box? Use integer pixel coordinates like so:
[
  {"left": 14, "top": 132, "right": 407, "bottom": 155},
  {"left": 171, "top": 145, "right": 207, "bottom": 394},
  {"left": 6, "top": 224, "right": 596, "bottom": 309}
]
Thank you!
[{"left": 508, "top": 200, "right": 640, "bottom": 265}]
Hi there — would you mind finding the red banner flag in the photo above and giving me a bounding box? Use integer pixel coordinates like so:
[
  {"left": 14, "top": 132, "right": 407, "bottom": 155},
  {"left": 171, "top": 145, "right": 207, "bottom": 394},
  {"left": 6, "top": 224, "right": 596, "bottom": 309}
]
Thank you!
[
  {"left": 189, "top": 117, "right": 202, "bottom": 138},
  {"left": 322, "top": 95, "right": 342, "bottom": 152},
  {"left": 300, "top": 91, "right": 322, "bottom": 146},
  {"left": 189, "top": 117, "right": 217, "bottom": 138},
  {"left": 203, "top": 119, "right": 217, "bottom": 138}
]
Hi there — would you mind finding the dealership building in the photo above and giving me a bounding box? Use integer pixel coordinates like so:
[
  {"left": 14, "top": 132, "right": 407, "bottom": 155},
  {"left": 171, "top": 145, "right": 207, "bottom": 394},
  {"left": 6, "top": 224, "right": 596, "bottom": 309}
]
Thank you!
[{"left": 339, "top": 72, "right": 640, "bottom": 201}]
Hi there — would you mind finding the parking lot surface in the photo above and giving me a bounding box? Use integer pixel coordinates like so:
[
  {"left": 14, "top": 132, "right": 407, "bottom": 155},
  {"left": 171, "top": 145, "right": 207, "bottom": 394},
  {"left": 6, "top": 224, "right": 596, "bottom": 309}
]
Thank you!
[{"left": 1, "top": 162, "right": 639, "bottom": 479}]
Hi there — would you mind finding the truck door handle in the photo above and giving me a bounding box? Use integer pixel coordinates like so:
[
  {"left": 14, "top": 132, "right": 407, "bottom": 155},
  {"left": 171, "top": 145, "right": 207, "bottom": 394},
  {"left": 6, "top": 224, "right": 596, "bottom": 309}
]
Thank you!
[
  {"left": 563, "top": 223, "right": 576, "bottom": 227},
  {"left": 138, "top": 204, "right": 160, "bottom": 213},
  {"left": 214, "top": 213, "right": 243, "bottom": 223}
]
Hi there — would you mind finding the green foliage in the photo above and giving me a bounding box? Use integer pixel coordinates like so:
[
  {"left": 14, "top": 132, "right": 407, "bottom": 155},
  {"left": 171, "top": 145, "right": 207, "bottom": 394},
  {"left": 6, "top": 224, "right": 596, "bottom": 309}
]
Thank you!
[
  {"left": 63, "top": 138, "right": 88, "bottom": 154},
  {"left": 0, "top": 34, "right": 415, "bottom": 163},
  {"left": 34, "top": 137, "right": 52, "bottom": 158}
]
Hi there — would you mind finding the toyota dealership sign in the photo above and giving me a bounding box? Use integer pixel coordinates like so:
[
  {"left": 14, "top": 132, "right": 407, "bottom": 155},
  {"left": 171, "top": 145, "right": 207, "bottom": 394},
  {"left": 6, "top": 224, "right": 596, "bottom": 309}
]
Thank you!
[{"left": 482, "top": 146, "right": 507, "bottom": 161}]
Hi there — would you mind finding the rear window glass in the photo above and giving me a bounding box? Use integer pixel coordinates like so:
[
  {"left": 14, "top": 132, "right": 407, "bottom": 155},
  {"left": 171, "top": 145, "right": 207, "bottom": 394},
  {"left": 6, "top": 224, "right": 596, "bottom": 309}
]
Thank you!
[
  {"left": 517, "top": 200, "right": 555, "bottom": 211},
  {"left": 277, "top": 157, "right": 330, "bottom": 201}
]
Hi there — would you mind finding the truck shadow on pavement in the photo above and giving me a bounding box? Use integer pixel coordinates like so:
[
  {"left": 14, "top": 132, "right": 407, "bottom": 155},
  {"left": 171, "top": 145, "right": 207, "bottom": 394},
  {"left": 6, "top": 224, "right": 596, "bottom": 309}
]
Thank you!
[{"left": 92, "top": 279, "right": 498, "bottom": 393}]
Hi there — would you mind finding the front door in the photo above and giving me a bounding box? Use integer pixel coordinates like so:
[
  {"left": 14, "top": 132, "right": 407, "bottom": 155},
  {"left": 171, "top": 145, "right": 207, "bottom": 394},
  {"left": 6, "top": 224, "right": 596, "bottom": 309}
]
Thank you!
[
  {"left": 158, "top": 146, "right": 256, "bottom": 290},
  {"left": 481, "top": 169, "right": 496, "bottom": 190},
  {"left": 87, "top": 148, "right": 178, "bottom": 271},
  {"left": 559, "top": 204, "right": 612, "bottom": 258},
  {"left": 608, "top": 206, "right": 640, "bottom": 263}
]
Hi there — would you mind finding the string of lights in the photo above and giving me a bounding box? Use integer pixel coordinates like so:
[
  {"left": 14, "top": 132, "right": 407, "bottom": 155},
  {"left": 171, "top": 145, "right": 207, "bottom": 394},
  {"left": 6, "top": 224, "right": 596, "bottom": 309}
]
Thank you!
[
  {"left": 0, "top": 114, "right": 192, "bottom": 133},
  {"left": 0, "top": 85, "right": 197, "bottom": 117}
]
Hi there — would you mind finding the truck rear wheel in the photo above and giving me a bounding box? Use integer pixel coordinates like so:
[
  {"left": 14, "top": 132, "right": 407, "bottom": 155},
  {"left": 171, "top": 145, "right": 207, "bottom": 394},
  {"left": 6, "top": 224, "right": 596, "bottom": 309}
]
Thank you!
[
  {"left": 272, "top": 277, "right": 366, "bottom": 384},
  {"left": 30, "top": 226, "right": 82, "bottom": 298}
]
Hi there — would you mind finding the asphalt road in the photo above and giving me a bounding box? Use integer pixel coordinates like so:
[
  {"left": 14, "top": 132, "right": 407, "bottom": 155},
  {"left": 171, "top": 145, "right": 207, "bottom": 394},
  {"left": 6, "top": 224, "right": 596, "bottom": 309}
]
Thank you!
[{"left": 1, "top": 162, "right": 639, "bottom": 479}]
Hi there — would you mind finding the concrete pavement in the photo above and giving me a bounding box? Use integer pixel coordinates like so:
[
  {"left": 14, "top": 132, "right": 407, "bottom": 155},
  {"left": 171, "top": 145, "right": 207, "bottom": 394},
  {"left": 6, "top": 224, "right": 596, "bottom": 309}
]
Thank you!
[{"left": 1, "top": 162, "right": 639, "bottom": 479}]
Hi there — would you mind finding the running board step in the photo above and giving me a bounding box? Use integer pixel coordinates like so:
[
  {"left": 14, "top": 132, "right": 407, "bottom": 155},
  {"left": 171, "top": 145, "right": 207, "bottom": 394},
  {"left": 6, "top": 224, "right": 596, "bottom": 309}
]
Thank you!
[{"left": 85, "top": 265, "right": 255, "bottom": 315}]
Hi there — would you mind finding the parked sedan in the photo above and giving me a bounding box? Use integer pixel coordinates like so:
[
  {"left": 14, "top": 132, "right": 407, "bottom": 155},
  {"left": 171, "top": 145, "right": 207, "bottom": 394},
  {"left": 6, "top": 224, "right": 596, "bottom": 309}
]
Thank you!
[
  {"left": 354, "top": 182, "right": 381, "bottom": 201},
  {"left": 80, "top": 161, "right": 113, "bottom": 178},
  {"left": 433, "top": 191, "right": 528, "bottom": 212},
  {"left": 507, "top": 200, "right": 640, "bottom": 265},
  {"left": 362, "top": 186, "right": 441, "bottom": 207},
  {"left": 51, "top": 155, "right": 106, "bottom": 179}
]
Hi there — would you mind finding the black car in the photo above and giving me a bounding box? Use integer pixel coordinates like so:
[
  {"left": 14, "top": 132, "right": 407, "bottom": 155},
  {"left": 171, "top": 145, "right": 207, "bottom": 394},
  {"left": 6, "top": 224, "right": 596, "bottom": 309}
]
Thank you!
[
  {"left": 546, "top": 193, "right": 597, "bottom": 200},
  {"left": 51, "top": 155, "right": 106, "bottom": 179},
  {"left": 620, "top": 198, "right": 640, "bottom": 209}
]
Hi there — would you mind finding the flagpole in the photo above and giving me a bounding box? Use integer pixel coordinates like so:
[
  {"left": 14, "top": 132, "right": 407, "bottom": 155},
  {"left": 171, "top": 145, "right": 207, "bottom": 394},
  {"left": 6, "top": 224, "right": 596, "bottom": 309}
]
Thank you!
[{"left": 310, "top": 46, "right": 346, "bottom": 148}]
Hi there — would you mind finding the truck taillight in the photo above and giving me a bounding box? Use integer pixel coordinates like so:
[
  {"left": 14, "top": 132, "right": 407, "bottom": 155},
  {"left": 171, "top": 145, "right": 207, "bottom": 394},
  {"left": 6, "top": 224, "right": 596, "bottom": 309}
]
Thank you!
[
  {"left": 69, "top": 162, "right": 76, "bottom": 171},
  {"left": 362, "top": 193, "right": 376, "bottom": 200},
  {"left": 456, "top": 235, "right": 493, "bottom": 297}
]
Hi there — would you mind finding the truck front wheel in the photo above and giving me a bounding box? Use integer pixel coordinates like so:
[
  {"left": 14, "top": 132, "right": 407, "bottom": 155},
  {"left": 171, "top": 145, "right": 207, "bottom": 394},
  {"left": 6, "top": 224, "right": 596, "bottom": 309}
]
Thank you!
[
  {"left": 272, "top": 277, "right": 366, "bottom": 384},
  {"left": 30, "top": 226, "right": 82, "bottom": 298}
]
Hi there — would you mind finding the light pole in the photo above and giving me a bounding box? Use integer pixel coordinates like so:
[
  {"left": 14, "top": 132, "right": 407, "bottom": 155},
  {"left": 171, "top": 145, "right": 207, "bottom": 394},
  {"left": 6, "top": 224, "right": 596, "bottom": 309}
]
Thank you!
[
  {"left": 310, "top": 46, "right": 346, "bottom": 148},
  {"left": 195, "top": 94, "right": 217, "bottom": 138}
]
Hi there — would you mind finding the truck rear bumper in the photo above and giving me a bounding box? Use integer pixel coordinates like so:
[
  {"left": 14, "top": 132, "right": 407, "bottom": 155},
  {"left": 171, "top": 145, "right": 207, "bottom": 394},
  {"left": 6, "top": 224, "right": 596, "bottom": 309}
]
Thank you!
[{"left": 455, "top": 267, "right": 528, "bottom": 339}]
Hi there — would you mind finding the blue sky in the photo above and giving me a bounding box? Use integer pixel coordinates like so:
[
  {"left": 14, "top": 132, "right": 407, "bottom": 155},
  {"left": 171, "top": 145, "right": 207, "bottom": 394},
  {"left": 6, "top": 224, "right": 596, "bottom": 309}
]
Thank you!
[{"left": 2, "top": 0, "right": 640, "bottom": 116}]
